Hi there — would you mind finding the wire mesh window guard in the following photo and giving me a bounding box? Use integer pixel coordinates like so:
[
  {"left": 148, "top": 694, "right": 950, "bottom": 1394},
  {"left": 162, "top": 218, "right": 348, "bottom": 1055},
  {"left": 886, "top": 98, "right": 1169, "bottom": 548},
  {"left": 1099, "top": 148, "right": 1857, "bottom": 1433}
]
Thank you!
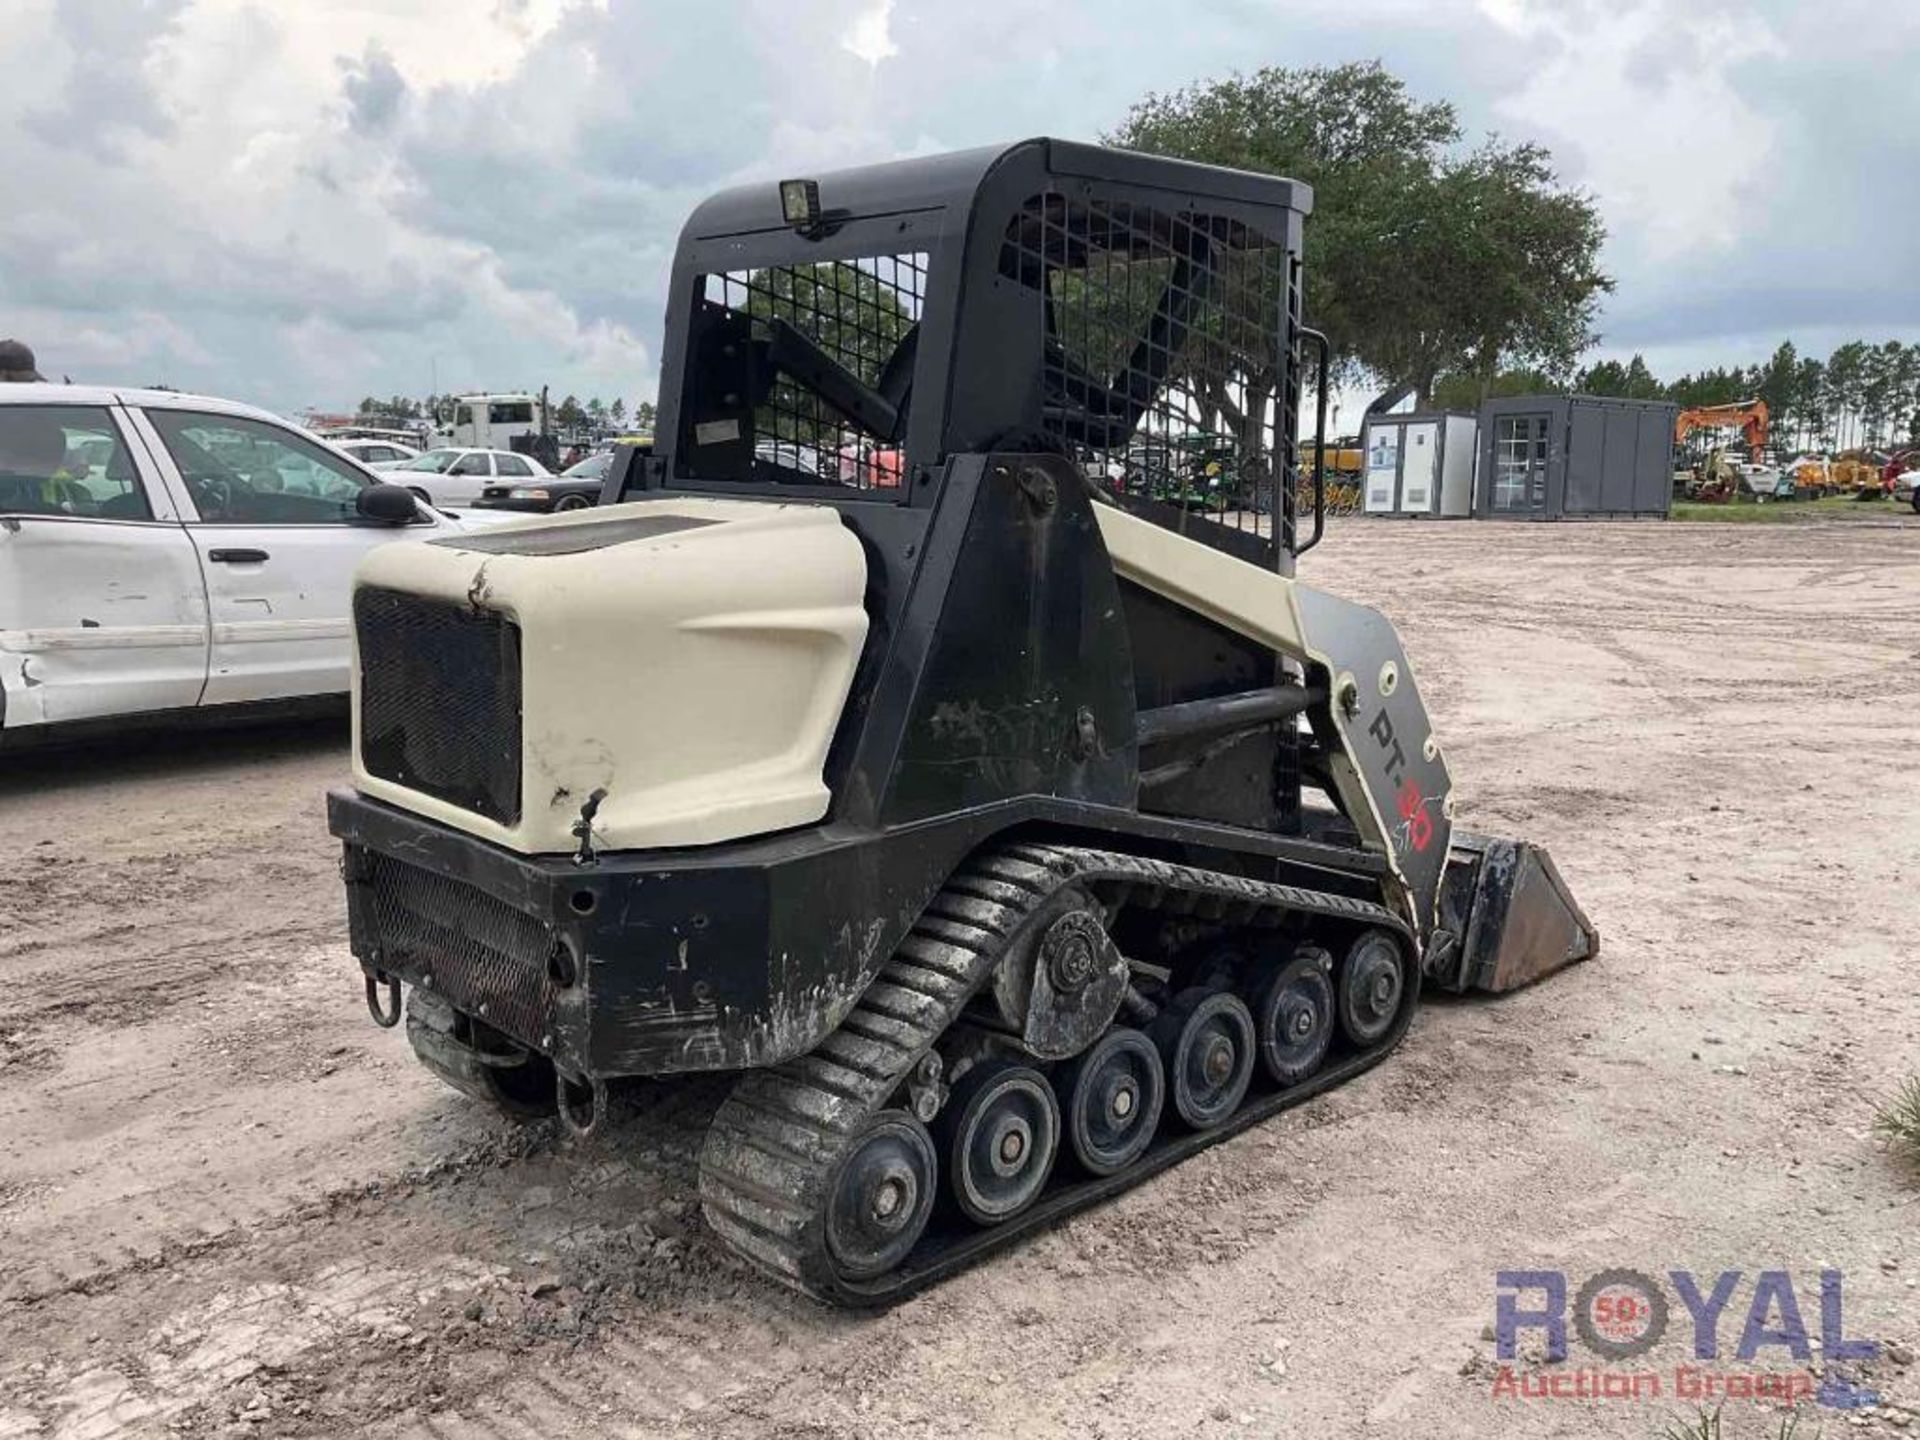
[
  {"left": 1000, "top": 191, "right": 1296, "bottom": 560},
  {"left": 697, "top": 254, "right": 926, "bottom": 491}
]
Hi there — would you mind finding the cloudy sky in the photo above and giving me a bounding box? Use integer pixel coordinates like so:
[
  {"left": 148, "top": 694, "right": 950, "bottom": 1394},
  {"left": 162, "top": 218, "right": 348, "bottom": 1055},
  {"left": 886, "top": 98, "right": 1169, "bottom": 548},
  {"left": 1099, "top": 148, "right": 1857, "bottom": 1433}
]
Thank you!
[{"left": 2, "top": 0, "right": 1914, "bottom": 419}]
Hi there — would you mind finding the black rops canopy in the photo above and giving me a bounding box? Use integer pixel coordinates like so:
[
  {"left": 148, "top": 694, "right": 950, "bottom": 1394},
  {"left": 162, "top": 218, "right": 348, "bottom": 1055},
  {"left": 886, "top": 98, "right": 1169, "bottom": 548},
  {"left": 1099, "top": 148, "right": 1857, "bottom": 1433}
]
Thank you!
[{"left": 655, "top": 138, "right": 1314, "bottom": 529}]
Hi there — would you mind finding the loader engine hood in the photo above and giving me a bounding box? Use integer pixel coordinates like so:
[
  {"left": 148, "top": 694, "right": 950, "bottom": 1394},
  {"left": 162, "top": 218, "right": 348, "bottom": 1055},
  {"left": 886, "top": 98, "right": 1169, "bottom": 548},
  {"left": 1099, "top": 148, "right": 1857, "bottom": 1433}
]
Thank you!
[{"left": 349, "top": 498, "right": 869, "bottom": 855}]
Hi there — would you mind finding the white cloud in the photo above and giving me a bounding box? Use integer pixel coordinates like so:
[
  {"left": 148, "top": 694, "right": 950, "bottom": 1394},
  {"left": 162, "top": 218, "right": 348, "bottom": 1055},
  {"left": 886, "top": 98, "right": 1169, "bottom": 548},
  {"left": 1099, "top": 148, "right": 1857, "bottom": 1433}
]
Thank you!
[
  {"left": 842, "top": 0, "right": 898, "bottom": 65},
  {"left": 5, "top": 307, "right": 211, "bottom": 378},
  {"left": 0, "top": 0, "right": 1913, "bottom": 414},
  {"left": 1480, "top": 0, "right": 1786, "bottom": 263}
]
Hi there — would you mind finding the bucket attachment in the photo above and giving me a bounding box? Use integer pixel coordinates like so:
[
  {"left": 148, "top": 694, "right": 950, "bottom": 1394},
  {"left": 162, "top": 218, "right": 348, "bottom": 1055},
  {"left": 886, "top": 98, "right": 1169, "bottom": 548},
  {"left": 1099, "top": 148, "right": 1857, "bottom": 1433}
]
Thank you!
[{"left": 1428, "top": 831, "right": 1598, "bottom": 994}]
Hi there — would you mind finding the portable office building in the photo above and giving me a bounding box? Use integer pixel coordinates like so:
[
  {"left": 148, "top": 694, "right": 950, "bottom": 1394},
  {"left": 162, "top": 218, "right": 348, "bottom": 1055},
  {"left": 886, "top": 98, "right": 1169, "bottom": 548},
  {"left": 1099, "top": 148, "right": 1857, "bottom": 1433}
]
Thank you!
[
  {"left": 1475, "top": 394, "right": 1675, "bottom": 519},
  {"left": 1361, "top": 411, "right": 1476, "bottom": 517}
]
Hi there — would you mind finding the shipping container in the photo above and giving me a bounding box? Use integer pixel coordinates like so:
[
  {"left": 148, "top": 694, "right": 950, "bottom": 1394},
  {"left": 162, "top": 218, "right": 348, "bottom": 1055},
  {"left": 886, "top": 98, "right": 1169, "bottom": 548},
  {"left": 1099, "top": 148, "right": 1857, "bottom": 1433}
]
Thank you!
[{"left": 1475, "top": 395, "right": 1675, "bottom": 519}]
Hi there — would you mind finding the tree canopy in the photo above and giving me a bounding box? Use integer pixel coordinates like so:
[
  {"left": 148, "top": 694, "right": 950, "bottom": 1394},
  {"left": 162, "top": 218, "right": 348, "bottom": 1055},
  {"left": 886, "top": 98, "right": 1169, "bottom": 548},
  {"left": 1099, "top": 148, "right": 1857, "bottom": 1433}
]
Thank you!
[{"left": 1107, "top": 61, "right": 1611, "bottom": 407}]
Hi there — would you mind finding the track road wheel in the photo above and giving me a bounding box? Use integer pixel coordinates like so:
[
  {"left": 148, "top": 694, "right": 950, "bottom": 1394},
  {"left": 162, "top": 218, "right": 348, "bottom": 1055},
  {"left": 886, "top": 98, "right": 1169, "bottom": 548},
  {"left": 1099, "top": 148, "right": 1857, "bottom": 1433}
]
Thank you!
[
  {"left": 1337, "top": 931, "right": 1408, "bottom": 1048},
  {"left": 1056, "top": 1026, "right": 1164, "bottom": 1176},
  {"left": 1254, "top": 949, "right": 1336, "bottom": 1085},
  {"left": 824, "top": 1111, "right": 938, "bottom": 1282},
  {"left": 938, "top": 1061, "right": 1060, "bottom": 1226},
  {"left": 1153, "top": 988, "right": 1256, "bottom": 1131}
]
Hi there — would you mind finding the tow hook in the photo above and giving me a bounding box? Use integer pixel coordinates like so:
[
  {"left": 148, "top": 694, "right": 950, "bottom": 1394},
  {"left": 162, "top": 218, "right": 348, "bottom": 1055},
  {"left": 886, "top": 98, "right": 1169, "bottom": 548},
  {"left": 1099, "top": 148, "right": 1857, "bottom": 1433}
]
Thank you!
[
  {"left": 365, "top": 971, "right": 403, "bottom": 1028},
  {"left": 556, "top": 1069, "right": 606, "bottom": 1138}
]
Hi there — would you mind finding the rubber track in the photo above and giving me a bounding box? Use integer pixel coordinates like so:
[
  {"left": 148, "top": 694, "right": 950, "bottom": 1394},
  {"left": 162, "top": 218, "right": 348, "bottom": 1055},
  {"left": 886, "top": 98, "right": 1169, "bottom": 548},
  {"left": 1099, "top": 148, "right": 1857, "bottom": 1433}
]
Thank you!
[{"left": 696, "top": 842, "right": 1413, "bottom": 1304}]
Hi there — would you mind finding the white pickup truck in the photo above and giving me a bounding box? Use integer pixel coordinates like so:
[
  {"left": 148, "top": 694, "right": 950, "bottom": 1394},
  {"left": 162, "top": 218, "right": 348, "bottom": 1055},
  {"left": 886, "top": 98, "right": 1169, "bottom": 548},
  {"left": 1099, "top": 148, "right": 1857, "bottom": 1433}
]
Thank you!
[
  {"left": 1894, "top": 468, "right": 1920, "bottom": 512},
  {"left": 0, "top": 384, "right": 514, "bottom": 745}
]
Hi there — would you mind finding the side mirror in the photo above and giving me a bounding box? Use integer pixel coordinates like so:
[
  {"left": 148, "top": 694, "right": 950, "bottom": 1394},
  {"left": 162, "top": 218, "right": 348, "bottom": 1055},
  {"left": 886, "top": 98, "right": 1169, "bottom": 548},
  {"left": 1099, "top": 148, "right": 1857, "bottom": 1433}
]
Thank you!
[{"left": 356, "top": 482, "right": 420, "bottom": 525}]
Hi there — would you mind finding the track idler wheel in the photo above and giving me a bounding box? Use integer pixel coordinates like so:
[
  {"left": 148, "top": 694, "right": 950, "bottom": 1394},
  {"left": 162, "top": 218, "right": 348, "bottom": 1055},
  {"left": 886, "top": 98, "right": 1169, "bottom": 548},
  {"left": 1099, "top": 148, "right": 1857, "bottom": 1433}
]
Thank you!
[
  {"left": 824, "top": 1111, "right": 939, "bottom": 1281},
  {"left": 1152, "top": 988, "right": 1256, "bottom": 1130},
  {"left": 1254, "top": 948, "right": 1336, "bottom": 1085},
  {"left": 1337, "top": 930, "right": 1409, "bottom": 1048},
  {"left": 938, "top": 1061, "right": 1061, "bottom": 1226},
  {"left": 404, "top": 991, "right": 555, "bottom": 1122},
  {"left": 1055, "top": 1026, "right": 1164, "bottom": 1176}
]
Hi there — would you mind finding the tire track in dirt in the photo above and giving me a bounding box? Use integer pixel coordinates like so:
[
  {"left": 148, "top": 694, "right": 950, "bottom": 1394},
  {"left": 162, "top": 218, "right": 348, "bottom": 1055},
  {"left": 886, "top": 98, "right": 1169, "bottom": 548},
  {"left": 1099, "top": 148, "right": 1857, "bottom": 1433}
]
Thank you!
[{"left": 0, "top": 1086, "right": 846, "bottom": 1440}]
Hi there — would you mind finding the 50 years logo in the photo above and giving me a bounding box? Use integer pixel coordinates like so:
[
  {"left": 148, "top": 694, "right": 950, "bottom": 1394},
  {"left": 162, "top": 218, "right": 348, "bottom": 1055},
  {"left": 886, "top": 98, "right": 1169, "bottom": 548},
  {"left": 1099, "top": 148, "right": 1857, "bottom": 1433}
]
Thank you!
[{"left": 1492, "top": 1268, "right": 1881, "bottom": 1409}]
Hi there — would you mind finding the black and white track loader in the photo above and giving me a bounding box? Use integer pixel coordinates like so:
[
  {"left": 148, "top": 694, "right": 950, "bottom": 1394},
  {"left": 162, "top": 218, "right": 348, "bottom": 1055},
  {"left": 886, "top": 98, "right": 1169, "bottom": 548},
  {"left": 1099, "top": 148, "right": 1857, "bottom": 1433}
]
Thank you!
[{"left": 329, "top": 138, "right": 1595, "bottom": 1303}]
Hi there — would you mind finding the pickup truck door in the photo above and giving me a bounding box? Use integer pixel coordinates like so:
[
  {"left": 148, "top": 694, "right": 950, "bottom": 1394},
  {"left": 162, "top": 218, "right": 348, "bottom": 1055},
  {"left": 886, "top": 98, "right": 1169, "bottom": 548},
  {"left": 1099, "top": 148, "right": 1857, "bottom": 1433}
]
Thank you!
[
  {"left": 129, "top": 404, "right": 453, "bottom": 706},
  {"left": 0, "top": 400, "right": 209, "bottom": 730}
]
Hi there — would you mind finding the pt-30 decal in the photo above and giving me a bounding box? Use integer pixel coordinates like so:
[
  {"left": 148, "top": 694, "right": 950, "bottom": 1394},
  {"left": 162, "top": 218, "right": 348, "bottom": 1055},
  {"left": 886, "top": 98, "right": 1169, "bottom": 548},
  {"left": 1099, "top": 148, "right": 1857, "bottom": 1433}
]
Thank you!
[{"left": 1369, "top": 708, "right": 1435, "bottom": 856}]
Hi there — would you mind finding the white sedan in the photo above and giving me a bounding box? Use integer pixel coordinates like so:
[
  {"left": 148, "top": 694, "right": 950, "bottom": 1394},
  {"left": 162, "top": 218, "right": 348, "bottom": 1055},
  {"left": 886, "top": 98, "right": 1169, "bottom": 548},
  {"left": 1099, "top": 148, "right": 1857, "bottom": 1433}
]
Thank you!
[
  {"left": 388, "top": 447, "right": 552, "bottom": 506},
  {"left": 331, "top": 437, "right": 421, "bottom": 469},
  {"left": 0, "top": 384, "right": 515, "bottom": 746}
]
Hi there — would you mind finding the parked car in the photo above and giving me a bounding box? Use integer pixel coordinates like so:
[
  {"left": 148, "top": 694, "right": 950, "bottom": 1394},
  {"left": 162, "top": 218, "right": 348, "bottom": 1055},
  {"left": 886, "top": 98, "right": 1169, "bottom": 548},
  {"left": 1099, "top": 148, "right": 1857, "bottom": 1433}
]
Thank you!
[
  {"left": 389, "top": 446, "right": 551, "bottom": 506},
  {"left": 331, "top": 437, "right": 421, "bottom": 469},
  {"left": 0, "top": 384, "right": 511, "bottom": 746},
  {"left": 1893, "top": 468, "right": 1920, "bottom": 511},
  {"left": 755, "top": 439, "right": 836, "bottom": 482},
  {"left": 475, "top": 448, "right": 625, "bottom": 513}
]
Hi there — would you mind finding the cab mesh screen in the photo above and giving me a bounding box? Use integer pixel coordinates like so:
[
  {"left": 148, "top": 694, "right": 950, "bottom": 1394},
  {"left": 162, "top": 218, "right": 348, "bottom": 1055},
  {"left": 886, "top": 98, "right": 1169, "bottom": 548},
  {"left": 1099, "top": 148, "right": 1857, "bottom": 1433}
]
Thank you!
[
  {"left": 1000, "top": 192, "right": 1299, "bottom": 565},
  {"left": 691, "top": 255, "right": 926, "bottom": 491}
]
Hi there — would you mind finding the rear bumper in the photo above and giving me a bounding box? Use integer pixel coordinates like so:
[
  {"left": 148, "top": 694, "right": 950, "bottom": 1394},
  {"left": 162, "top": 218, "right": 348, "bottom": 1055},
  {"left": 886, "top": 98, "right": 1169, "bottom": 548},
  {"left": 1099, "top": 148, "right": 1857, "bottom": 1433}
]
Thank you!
[
  {"left": 328, "top": 786, "right": 1404, "bottom": 1080},
  {"left": 328, "top": 787, "right": 974, "bottom": 1079}
]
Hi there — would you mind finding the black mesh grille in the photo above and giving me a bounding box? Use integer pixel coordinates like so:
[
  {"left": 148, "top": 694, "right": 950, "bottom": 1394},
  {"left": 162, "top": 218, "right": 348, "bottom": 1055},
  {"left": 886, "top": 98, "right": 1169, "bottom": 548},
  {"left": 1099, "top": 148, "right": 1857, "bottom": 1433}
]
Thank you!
[
  {"left": 1000, "top": 191, "right": 1298, "bottom": 565},
  {"left": 356, "top": 587, "right": 522, "bottom": 824},
  {"left": 367, "top": 853, "right": 555, "bottom": 1044}
]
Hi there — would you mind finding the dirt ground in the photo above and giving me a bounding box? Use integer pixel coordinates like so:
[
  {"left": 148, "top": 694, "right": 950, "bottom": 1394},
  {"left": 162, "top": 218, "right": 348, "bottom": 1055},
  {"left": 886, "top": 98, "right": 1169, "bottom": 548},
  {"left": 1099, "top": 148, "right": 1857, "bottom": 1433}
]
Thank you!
[{"left": 3, "top": 516, "right": 1918, "bottom": 1440}]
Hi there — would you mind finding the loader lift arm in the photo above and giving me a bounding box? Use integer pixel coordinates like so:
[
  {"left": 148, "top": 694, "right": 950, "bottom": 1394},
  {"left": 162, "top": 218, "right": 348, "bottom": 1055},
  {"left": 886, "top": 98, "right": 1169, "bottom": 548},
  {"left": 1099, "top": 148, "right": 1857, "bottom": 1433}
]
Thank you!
[{"left": 762, "top": 317, "right": 907, "bottom": 443}]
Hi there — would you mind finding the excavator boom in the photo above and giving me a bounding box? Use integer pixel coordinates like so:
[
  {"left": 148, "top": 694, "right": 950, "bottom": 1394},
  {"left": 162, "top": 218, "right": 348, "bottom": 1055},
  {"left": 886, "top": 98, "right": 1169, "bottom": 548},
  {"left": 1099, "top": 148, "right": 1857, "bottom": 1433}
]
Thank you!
[{"left": 1675, "top": 399, "right": 1769, "bottom": 462}]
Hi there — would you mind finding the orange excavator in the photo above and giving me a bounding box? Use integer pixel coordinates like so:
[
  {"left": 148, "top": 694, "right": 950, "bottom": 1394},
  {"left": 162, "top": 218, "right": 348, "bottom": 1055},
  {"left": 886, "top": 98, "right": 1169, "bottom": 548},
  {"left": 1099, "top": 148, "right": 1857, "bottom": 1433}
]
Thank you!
[
  {"left": 1675, "top": 399, "right": 1768, "bottom": 461},
  {"left": 1675, "top": 400, "right": 1768, "bottom": 502}
]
